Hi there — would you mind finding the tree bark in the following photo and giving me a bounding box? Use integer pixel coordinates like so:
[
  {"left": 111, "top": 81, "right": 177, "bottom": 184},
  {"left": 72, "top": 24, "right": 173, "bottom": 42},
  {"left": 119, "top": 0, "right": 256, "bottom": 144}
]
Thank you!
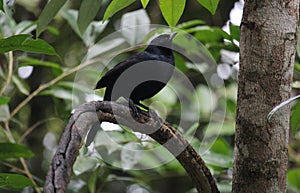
[{"left": 233, "top": 1, "right": 299, "bottom": 193}]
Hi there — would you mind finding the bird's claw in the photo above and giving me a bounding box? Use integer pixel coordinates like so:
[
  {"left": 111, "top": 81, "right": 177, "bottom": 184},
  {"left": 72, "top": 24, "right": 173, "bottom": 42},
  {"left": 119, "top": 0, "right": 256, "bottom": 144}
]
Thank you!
[{"left": 129, "top": 99, "right": 141, "bottom": 118}]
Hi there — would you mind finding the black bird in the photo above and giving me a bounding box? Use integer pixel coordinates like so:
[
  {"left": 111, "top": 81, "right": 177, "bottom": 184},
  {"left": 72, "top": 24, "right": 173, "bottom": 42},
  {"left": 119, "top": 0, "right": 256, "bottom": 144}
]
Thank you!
[{"left": 95, "top": 33, "right": 176, "bottom": 115}]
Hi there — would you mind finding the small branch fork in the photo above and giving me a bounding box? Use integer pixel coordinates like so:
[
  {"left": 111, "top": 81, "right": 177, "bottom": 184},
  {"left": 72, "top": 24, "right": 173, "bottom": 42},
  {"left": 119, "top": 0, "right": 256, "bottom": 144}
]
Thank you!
[{"left": 43, "top": 101, "right": 219, "bottom": 193}]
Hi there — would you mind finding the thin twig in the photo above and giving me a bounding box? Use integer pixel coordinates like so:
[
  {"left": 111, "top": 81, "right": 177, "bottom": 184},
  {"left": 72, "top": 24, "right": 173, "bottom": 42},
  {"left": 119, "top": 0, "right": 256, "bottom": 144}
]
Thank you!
[
  {"left": 0, "top": 51, "right": 14, "bottom": 96},
  {"left": 0, "top": 161, "right": 27, "bottom": 174},
  {"left": 20, "top": 158, "right": 41, "bottom": 193}
]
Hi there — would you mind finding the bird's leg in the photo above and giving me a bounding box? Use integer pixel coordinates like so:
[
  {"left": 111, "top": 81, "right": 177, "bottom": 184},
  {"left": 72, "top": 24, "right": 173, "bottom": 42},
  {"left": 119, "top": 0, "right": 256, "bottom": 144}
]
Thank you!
[
  {"left": 129, "top": 99, "right": 141, "bottom": 118},
  {"left": 136, "top": 102, "right": 163, "bottom": 126}
]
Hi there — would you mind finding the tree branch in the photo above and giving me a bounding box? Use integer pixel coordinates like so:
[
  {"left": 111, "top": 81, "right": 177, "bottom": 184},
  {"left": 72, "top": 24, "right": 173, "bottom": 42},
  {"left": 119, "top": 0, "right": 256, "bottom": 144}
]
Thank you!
[{"left": 43, "top": 101, "right": 219, "bottom": 193}]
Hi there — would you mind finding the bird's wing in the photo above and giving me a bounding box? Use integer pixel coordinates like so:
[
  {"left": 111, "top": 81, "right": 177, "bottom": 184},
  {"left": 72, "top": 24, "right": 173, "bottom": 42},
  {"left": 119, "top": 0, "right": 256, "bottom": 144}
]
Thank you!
[{"left": 95, "top": 52, "right": 149, "bottom": 89}]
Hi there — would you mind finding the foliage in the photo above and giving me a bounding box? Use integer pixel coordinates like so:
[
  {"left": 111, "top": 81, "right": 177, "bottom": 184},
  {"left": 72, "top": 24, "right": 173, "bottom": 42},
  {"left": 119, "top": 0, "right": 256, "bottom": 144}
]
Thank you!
[{"left": 0, "top": 0, "right": 298, "bottom": 193}]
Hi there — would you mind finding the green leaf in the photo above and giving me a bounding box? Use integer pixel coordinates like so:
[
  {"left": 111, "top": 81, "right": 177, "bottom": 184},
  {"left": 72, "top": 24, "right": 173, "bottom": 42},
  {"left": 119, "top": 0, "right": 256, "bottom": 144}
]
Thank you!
[
  {"left": 0, "top": 96, "right": 10, "bottom": 106},
  {"left": 61, "top": 9, "right": 81, "bottom": 37},
  {"left": 12, "top": 76, "right": 30, "bottom": 96},
  {"left": 0, "top": 34, "right": 31, "bottom": 53},
  {"left": 291, "top": 101, "right": 300, "bottom": 136},
  {"left": 140, "top": 0, "right": 150, "bottom": 8},
  {"left": 120, "top": 9, "right": 150, "bottom": 46},
  {"left": 103, "top": 0, "right": 136, "bottom": 21},
  {"left": 177, "top": 19, "right": 205, "bottom": 29},
  {"left": 195, "top": 26, "right": 230, "bottom": 43},
  {"left": 78, "top": 0, "right": 102, "bottom": 34},
  {"left": 288, "top": 169, "right": 300, "bottom": 192},
  {"left": 82, "top": 20, "right": 108, "bottom": 46},
  {"left": 229, "top": 22, "right": 240, "bottom": 41},
  {"left": 197, "top": 0, "right": 220, "bottom": 15},
  {"left": 73, "top": 155, "right": 99, "bottom": 175},
  {"left": 36, "top": 0, "right": 68, "bottom": 37},
  {"left": 0, "top": 173, "right": 34, "bottom": 190},
  {"left": 0, "top": 143, "right": 34, "bottom": 159},
  {"left": 19, "top": 57, "right": 62, "bottom": 71},
  {"left": 293, "top": 81, "right": 300, "bottom": 88},
  {"left": 204, "top": 121, "right": 236, "bottom": 137},
  {"left": 209, "top": 138, "right": 232, "bottom": 155},
  {"left": 21, "top": 38, "right": 57, "bottom": 55},
  {"left": 63, "top": 9, "right": 108, "bottom": 46},
  {"left": 159, "top": 0, "right": 186, "bottom": 27},
  {"left": 203, "top": 152, "right": 233, "bottom": 168},
  {"left": 295, "top": 62, "right": 300, "bottom": 72},
  {"left": 0, "top": 0, "right": 4, "bottom": 13},
  {"left": 0, "top": 34, "right": 57, "bottom": 55},
  {"left": 297, "top": 28, "right": 300, "bottom": 58},
  {"left": 88, "top": 167, "right": 101, "bottom": 193},
  {"left": 121, "top": 142, "right": 143, "bottom": 170},
  {"left": 40, "top": 87, "right": 73, "bottom": 101},
  {"left": 0, "top": 104, "right": 10, "bottom": 122}
]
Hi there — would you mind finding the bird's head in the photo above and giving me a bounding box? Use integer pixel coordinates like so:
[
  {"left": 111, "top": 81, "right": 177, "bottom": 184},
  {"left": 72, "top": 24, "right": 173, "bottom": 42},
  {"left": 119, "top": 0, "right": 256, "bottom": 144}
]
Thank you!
[{"left": 149, "top": 32, "right": 177, "bottom": 48}]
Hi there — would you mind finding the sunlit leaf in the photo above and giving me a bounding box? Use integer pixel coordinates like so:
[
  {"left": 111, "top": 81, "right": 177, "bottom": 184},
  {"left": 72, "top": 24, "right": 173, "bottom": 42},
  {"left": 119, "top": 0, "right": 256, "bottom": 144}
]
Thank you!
[
  {"left": 61, "top": 9, "right": 81, "bottom": 37},
  {"left": 86, "top": 37, "right": 127, "bottom": 60},
  {"left": 293, "top": 81, "right": 300, "bottom": 88},
  {"left": 0, "top": 104, "right": 10, "bottom": 122},
  {"left": 121, "top": 142, "right": 143, "bottom": 170},
  {"left": 0, "top": 96, "right": 10, "bottom": 106},
  {"left": 103, "top": 0, "right": 136, "bottom": 21},
  {"left": 12, "top": 76, "right": 30, "bottom": 95},
  {"left": 36, "top": 0, "right": 68, "bottom": 36},
  {"left": 120, "top": 9, "right": 150, "bottom": 46},
  {"left": 12, "top": 75, "right": 30, "bottom": 95},
  {"left": 63, "top": 9, "right": 108, "bottom": 46},
  {"left": 204, "top": 121, "right": 235, "bottom": 137},
  {"left": 0, "top": 143, "right": 34, "bottom": 159},
  {"left": 203, "top": 152, "right": 233, "bottom": 168},
  {"left": 73, "top": 155, "right": 99, "bottom": 175},
  {"left": 197, "top": 0, "right": 220, "bottom": 15},
  {"left": 159, "top": 0, "right": 186, "bottom": 27},
  {"left": 0, "top": 173, "right": 34, "bottom": 190},
  {"left": 15, "top": 21, "right": 36, "bottom": 35},
  {"left": 140, "top": 0, "right": 150, "bottom": 8},
  {"left": 78, "top": 0, "right": 102, "bottom": 34},
  {"left": 82, "top": 20, "right": 108, "bottom": 46}
]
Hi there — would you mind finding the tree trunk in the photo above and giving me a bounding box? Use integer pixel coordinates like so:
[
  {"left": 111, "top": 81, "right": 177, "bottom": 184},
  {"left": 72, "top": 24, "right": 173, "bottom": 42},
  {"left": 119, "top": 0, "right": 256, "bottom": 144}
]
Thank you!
[{"left": 233, "top": 1, "right": 299, "bottom": 193}]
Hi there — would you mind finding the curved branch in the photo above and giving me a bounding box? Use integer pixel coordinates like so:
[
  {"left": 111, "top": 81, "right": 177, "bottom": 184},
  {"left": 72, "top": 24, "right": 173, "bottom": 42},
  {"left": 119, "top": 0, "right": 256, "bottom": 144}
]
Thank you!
[{"left": 43, "top": 101, "right": 219, "bottom": 193}]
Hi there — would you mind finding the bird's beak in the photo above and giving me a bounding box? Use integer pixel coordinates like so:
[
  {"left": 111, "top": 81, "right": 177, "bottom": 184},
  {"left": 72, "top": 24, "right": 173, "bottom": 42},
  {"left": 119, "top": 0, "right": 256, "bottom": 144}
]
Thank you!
[{"left": 169, "top": 32, "right": 177, "bottom": 40}]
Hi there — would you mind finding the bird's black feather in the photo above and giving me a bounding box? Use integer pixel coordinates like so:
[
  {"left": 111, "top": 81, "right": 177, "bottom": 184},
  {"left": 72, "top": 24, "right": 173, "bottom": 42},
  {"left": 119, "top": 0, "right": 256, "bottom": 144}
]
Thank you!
[{"left": 95, "top": 33, "right": 176, "bottom": 108}]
